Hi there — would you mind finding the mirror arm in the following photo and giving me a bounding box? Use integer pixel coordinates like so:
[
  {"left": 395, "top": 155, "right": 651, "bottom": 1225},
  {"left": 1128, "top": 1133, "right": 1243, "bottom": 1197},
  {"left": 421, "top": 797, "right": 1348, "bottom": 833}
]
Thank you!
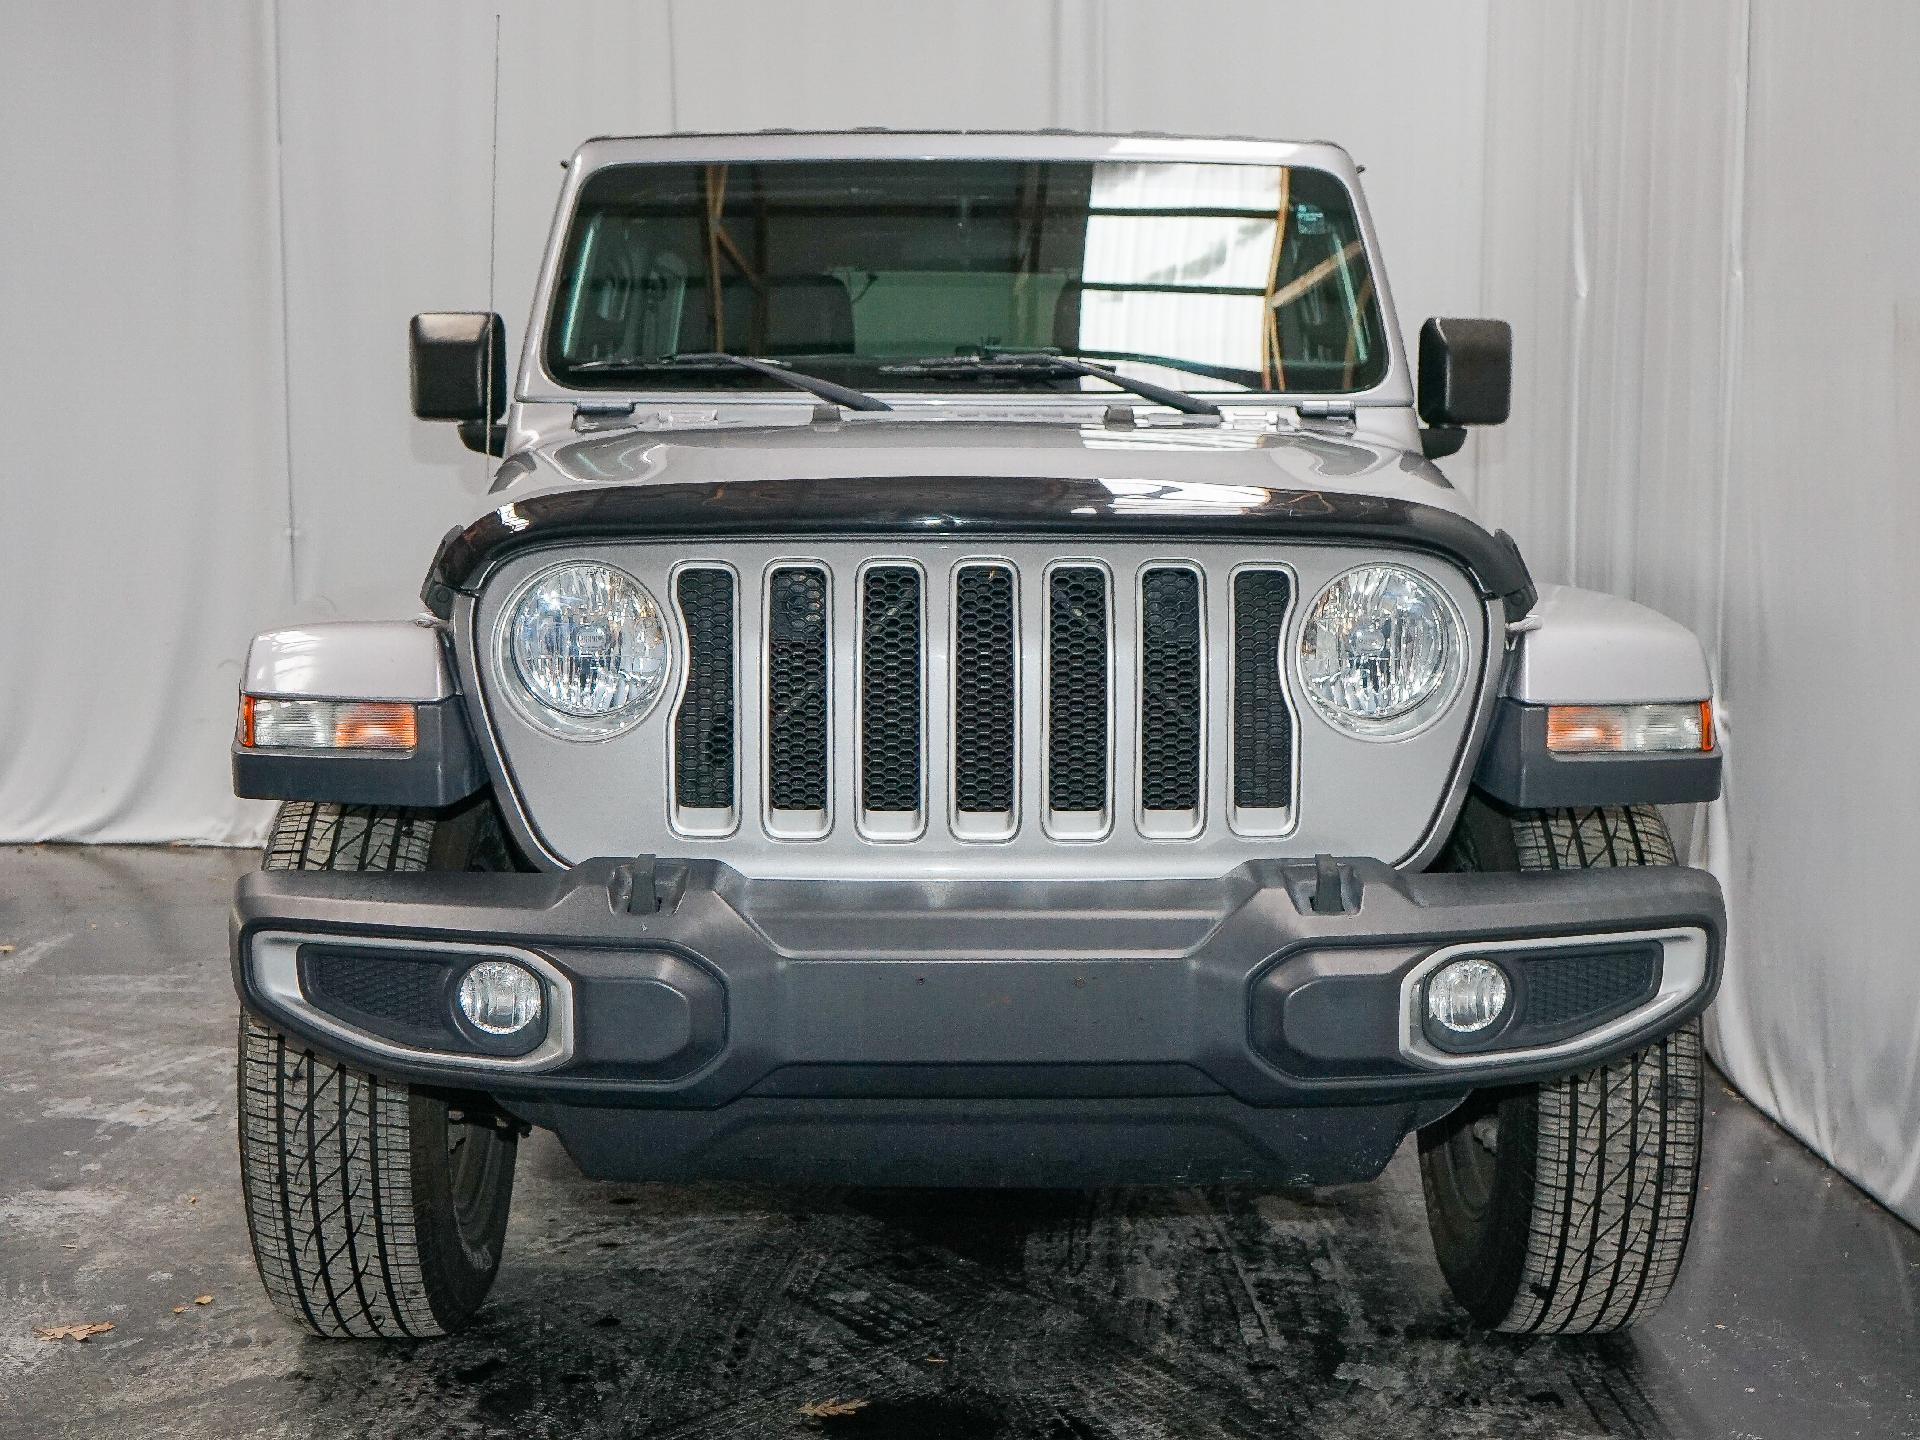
[{"left": 458, "top": 420, "right": 509, "bottom": 457}]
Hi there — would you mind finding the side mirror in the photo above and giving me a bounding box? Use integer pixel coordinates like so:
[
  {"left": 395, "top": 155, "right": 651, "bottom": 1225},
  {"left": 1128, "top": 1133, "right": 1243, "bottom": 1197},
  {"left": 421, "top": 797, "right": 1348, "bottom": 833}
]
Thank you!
[
  {"left": 410, "top": 313, "right": 506, "bottom": 452},
  {"left": 1417, "top": 317, "right": 1511, "bottom": 459}
]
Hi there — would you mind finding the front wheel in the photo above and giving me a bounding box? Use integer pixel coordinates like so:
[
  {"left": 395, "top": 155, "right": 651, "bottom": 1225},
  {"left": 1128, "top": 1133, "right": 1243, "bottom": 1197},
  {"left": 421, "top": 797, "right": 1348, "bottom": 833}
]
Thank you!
[
  {"left": 237, "top": 801, "right": 517, "bottom": 1338},
  {"left": 1418, "top": 802, "right": 1704, "bottom": 1334}
]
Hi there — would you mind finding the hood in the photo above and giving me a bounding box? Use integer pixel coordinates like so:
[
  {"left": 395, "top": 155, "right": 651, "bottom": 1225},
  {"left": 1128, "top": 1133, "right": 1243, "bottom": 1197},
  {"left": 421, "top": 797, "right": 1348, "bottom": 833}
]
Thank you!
[
  {"left": 423, "top": 419, "right": 1534, "bottom": 624},
  {"left": 491, "top": 416, "right": 1474, "bottom": 522}
]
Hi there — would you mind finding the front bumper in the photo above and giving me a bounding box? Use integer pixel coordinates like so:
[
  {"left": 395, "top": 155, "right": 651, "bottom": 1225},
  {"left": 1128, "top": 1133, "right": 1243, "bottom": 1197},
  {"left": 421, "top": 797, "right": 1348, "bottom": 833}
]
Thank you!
[{"left": 232, "top": 857, "right": 1722, "bottom": 1186}]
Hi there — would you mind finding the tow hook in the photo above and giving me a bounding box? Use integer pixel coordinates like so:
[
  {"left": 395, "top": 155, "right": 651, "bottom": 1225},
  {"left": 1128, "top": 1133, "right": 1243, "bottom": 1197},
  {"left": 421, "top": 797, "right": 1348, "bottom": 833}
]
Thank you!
[
  {"left": 1310, "top": 853, "right": 1355, "bottom": 915},
  {"left": 610, "top": 856, "right": 660, "bottom": 915}
]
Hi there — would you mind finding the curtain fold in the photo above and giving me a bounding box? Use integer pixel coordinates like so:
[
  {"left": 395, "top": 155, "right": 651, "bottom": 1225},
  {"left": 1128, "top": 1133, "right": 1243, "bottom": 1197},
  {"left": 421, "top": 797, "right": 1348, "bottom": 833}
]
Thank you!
[
  {"left": 0, "top": 1, "right": 292, "bottom": 844},
  {"left": 1478, "top": 0, "right": 1920, "bottom": 1231}
]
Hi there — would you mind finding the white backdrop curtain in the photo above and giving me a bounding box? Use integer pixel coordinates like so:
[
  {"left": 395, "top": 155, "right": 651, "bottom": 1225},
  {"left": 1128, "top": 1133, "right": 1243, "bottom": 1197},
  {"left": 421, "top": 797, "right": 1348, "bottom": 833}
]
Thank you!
[
  {"left": 1473, "top": 0, "right": 1920, "bottom": 1234},
  {"left": 3, "top": 0, "right": 1916, "bottom": 1229}
]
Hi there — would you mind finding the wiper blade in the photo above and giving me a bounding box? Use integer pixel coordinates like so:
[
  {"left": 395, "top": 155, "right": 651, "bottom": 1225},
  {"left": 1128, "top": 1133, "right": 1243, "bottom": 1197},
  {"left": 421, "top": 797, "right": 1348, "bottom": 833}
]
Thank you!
[
  {"left": 880, "top": 349, "right": 1222, "bottom": 418},
  {"left": 1052, "top": 349, "right": 1256, "bottom": 388},
  {"left": 568, "top": 352, "right": 892, "bottom": 412}
]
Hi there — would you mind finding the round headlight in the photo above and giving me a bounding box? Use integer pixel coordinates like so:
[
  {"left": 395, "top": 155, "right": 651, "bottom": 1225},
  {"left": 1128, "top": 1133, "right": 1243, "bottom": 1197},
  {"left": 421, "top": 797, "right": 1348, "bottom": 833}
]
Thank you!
[
  {"left": 1298, "top": 564, "right": 1465, "bottom": 738},
  {"left": 502, "top": 562, "right": 670, "bottom": 738}
]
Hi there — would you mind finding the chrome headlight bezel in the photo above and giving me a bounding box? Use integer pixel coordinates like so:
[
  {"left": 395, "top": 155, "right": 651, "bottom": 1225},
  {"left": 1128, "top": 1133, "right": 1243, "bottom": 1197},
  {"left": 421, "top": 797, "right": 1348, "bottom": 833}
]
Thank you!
[
  {"left": 1295, "top": 563, "right": 1468, "bottom": 740},
  {"left": 493, "top": 560, "right": 672, "bottom": 741}
]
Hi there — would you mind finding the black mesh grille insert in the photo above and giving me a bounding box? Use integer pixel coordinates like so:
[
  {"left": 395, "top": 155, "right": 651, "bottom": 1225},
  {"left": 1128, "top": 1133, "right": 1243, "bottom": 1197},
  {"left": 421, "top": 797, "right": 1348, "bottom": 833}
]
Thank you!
[
  {"left": 1232, "top": 570, "right": 1294, "bottom": 810},
  {"left": 1047, "top": 566, "right": 1109, "bottom": 813},
  {"left": 860, "top": 566, "right": 923, "bottom": 813},
  {"left": 1140, "top": 567, "right": 1202, "bottom": 812},
  {"left": 767, "top": 566, "right": 829, "bottom": 811},
  {"left": 674, "top": 568, "right": 736, "bottom": 810},
  {"left": 952, "top": 565, "right": 1016, "bottom": 814},
  {"left": 301, "top": 949, "right": 446, "bottom": 1031},
  {"left": 1518, "top": 946, "right": 1661, "bottom": 1030}
]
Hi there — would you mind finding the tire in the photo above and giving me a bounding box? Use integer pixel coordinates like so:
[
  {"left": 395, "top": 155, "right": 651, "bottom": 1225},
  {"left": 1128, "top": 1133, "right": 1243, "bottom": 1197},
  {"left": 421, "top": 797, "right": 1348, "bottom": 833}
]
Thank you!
[
  {"left": 238, "top": 800, "right": 518, "bottom": 1338},
  {"left": 1418, "top": 800, "right": 1703, "bottom": 1335}
]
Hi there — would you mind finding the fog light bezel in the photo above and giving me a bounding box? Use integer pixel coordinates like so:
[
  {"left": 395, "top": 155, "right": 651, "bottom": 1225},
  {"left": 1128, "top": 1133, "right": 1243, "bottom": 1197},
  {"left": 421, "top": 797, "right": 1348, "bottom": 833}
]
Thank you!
[
  {"left": 1403, "top": 931, "right": 1692, "bottom": 1064},
  {"left": 258, "top": 934, "right": 571, "bottom": 1070}
]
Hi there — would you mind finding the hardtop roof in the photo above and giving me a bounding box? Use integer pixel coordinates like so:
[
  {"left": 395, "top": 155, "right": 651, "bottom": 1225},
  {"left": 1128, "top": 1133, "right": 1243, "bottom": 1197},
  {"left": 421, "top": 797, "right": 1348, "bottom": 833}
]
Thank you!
[{"left": 565, "top": 129, "right": 1360, "bottom": 177}]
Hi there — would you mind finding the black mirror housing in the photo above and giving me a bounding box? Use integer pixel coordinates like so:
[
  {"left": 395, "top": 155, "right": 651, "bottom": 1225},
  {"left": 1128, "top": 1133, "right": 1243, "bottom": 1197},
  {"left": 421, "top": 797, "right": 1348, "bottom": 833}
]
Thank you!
[
  {"left": 410, "top": 312, "right": 506, "bottom": 423},
  {"left": 1418, "top": 317, "right": 1512, "bottom": 427}
]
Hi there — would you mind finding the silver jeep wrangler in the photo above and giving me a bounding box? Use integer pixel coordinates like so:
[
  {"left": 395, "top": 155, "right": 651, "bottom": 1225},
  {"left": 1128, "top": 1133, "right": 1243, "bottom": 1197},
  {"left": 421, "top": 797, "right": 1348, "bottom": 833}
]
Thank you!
[{"left": 229, "top": 131, "right": 1724, "bottom": 1340}]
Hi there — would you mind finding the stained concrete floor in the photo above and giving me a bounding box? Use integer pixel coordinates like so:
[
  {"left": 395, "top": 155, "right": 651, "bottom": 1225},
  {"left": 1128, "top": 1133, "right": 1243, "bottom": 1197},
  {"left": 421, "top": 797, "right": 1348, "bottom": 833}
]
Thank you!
[{"left": 2, "top": 845, "right": 1917, "bottom": 1440}]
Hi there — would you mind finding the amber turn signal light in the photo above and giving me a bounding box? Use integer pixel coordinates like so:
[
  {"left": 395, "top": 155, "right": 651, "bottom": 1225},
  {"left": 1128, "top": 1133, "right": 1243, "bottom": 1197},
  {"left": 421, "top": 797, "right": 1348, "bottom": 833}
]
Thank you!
[
  {"left": 239, "top": 696, "right": 418, "bottom": 751},
  {"left": 1545, "top": 701, "right": 1712, "bottom": 755}
]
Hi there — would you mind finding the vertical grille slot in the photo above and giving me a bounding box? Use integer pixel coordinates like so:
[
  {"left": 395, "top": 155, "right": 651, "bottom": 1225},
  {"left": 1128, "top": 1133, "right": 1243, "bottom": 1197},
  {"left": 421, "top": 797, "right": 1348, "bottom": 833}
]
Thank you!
[
  {"left": 672, "top": 567, "right": 737, "bottom": 831},
  {"left": 1045, "top": 565, "right": 1111, "bottom": 833},
  {"left": 859, "top": 565, "right": 924, "bottom": 834},
  {"left": 1231, "top": 568, "right": 1295, "bottom": 830},
  {"left": 951, "top": 564, "right": 1016, "bottom": 838},
  {"left": 1139, "top": 566, "right": 1202, "bottom": 832},
  {"left": 765, "top": 565, "right": 830, "bottom": 833}
]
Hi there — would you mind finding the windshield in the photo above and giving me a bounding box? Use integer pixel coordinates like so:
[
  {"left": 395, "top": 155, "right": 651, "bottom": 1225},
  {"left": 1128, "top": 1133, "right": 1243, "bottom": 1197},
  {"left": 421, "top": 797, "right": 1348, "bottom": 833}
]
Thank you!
[{"left": 545, "top": 158, "right": 1389, "bottom": 397}]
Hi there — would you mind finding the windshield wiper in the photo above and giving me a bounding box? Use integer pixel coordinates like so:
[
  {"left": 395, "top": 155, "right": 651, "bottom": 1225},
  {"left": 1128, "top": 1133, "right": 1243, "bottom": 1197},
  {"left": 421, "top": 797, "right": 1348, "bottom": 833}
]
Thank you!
[
  {"left": 879, "top": 349, "right": 1222, "bottom": 418},
  {"left": 568, "top": 352, "right": 893, "bottom": 412},
  {"left": 1051, "top": 349, "right": 1257, "bottom": 389}
]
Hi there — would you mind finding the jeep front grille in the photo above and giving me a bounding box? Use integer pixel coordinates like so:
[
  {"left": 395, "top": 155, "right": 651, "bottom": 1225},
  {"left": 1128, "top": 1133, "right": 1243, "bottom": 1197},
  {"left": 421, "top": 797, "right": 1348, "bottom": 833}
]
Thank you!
[
  {"left": 477, "top": 539, "right": 1492, "bottom": 878},
  {"left": 664, "top": 550, "right": 1297, "bottom": 848}
]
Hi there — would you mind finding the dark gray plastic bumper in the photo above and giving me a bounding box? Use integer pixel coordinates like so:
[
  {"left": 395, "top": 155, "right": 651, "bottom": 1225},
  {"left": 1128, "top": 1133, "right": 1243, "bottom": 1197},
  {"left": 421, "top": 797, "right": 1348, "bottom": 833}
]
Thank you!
[{"left": 231, "top": 857, "right": 1722, "bottom": 1186}]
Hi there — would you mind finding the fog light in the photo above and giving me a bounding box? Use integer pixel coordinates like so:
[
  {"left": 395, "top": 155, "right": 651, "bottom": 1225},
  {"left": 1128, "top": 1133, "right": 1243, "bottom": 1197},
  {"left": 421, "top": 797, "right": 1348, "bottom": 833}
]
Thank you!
[
  {"left": 456, "top": 961, "right": 544, "bottom": 1035},
  {"left": 1426, "top": 958, "right": 1510, "bottom": 1034}
]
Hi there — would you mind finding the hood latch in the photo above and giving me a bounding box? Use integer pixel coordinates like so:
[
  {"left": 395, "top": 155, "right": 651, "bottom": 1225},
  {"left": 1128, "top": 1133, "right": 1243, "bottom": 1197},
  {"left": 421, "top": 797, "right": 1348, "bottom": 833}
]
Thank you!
[
  {"left": 572, "top": 401, "right": 637, "bottom": 433},
  {"left": 1296, "top": 399, "right": 1357, "bottom": 426}
]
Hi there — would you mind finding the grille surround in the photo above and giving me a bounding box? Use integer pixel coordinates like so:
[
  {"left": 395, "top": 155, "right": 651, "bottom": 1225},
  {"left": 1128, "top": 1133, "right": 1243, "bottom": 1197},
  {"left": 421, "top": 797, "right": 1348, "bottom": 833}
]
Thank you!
[{"left": 473, "top": 539, "right": 1492, "bottom": 880}]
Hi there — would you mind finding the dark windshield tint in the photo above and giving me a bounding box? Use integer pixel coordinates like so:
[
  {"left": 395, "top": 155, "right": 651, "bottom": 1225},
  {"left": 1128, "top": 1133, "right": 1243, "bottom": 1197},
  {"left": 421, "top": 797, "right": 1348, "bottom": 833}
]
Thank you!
[{"left": 546, "top": 159, "right": 1388, "bottom": 395}]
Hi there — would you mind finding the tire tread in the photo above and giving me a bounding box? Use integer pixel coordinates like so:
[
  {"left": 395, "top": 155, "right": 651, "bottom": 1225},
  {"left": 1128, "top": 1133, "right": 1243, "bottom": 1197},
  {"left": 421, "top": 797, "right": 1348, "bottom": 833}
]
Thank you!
[
  {"left": 1422, "top": 801, "right": 1702, "bottom": 1336},
  {"left": 240, "top": 1012, "right": 442, "bottom": 1337},
  {"left": 1500, "top": 1020, "right": 1701, "bottom": 1333},
  {"left": 239, "top": 800, "right": 493, "bottom": 1338}
]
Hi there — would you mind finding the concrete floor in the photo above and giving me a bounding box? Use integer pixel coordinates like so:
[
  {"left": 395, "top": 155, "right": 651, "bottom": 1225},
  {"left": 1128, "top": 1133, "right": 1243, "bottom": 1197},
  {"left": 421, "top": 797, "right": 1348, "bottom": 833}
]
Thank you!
[{"left": 2, "top": 845, "right": 1917, "bottom": 1440}]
